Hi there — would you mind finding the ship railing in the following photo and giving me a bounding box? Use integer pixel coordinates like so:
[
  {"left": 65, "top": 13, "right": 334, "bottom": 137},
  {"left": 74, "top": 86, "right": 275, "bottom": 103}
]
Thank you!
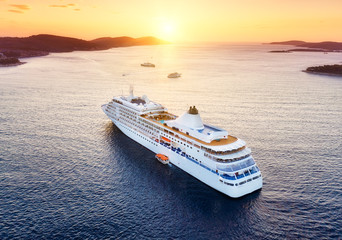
[
  {"left": 220, "top": 174, "right": 236, "bottom": 180},
  {"left": 217, "top": 157, "right": 255, "bottom": 172},
  {"left": 218, "top": 160, "right": 259, "bottom": 180},
  {"left": 205, "top": 153, "right": 251, "bottom": 164},
  {"left": 202, "top": 146, "right": 247, "bottom": 156},
  {"left": 220, "top": 167, "right": 259, "bottom": 181}
]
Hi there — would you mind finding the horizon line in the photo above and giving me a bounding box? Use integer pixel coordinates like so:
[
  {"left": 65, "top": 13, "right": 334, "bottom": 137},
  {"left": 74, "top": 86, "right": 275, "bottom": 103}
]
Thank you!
[{"left": 1, "top": 33, "right": 342, "bottom": 44}]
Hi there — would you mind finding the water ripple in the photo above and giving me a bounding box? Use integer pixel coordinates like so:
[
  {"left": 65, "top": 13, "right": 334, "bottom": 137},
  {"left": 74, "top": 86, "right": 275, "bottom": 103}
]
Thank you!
[{"left": 1, "top": 44, "right": 341, "bottom": 239}]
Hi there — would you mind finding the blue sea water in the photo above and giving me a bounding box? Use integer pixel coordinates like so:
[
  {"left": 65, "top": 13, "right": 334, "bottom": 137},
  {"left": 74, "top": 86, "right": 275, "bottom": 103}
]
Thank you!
[{"left": 0, "top": 43, "right": 341, "bottom": 239}]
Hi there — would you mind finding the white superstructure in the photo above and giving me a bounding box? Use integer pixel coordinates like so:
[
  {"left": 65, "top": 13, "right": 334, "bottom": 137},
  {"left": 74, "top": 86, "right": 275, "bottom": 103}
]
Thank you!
[{"left": 102, "top": 91, "right": 262, "bottom": 198}]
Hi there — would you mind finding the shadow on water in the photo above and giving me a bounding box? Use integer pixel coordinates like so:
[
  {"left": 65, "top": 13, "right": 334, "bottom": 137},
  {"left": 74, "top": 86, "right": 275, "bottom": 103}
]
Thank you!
[{"left": 101, "top": 121, "right": 262, "bottom": 219}]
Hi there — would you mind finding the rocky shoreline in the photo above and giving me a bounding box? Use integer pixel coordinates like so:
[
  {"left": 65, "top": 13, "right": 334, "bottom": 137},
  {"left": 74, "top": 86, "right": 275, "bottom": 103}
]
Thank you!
[
  {"left": 1, "top": 50, "right": 49, "bottom": 58},
  {"left": 269, "top": 49, "right": 334, "bottom": 53},
  {"left": 0, "top": 53, "right": 26, "bottom": 67},
  {"left": 303, "top": 64, "right": 342, "bottom": 77},
  {"left": 0, "top": 62, "right": 26, "bottom": 67}
]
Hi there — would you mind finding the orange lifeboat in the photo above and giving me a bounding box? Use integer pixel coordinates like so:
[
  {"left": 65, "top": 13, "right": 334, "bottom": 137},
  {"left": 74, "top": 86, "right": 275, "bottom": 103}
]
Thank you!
[
  {"left": 155, "top": 154, "right": 169, "bottom": 164},
  {"left": 161, "top": 137, "right": 171, "bottom": 142}
]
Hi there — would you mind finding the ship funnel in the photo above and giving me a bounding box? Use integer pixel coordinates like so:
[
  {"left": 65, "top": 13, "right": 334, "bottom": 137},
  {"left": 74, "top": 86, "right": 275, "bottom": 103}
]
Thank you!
[{"left": 188, "top": 106, "right": 199, "bottom": 115}]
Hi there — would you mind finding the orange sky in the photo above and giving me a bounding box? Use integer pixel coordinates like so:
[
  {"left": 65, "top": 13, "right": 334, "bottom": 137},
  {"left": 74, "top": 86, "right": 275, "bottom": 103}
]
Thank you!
[{"left": 1, "top": 0, "right": 342, "bottom": 42}]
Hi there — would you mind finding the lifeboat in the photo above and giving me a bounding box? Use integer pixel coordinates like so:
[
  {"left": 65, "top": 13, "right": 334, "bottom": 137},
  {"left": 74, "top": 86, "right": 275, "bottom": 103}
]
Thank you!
[
  {"left": 155, "top": 154, "right": 169, "bottom": 164},
  {"left": 161, "top": 136, "right": 171, "bottom": 142}
]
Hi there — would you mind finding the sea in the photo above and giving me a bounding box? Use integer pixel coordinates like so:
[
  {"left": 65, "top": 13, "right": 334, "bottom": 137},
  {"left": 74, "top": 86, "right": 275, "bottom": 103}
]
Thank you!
[{"left": 0, "top": 43, "right": 341, "bottom": 239}]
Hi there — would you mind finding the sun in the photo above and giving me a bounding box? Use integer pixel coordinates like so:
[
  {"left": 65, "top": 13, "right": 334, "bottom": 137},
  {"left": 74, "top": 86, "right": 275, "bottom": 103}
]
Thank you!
[
  {"left": 158, "top": 20, "right": 177, "bottom": 41},
  {"left": 162, "top": 22, "right": 174, "bottom": 35}
]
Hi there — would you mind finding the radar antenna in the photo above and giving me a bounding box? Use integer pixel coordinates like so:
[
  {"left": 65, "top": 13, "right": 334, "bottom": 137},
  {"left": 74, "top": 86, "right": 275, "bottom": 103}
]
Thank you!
[{"left": 129, "top": 85, "right": 134, "bottom": 98}]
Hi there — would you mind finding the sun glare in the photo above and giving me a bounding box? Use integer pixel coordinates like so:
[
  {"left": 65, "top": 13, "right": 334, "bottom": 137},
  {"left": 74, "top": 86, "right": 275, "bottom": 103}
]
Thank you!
[
  {"left": 158, "top": 20, "right": 177, "bottom": 41},
  {"left": 162, "top": 22, "right": 174, "bottom": 35}
]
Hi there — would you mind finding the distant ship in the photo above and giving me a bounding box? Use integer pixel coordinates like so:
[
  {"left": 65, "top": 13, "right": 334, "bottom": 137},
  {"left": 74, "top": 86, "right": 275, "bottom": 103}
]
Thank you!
[
  {"left": 102, "top": 89, "right": 262, "bottom": 198},
  {"left": 168, "top": 72, "right": 181, "bottom": 78},
  {"left": 141, "top": 62, "right": 155, "bottom": 67}
]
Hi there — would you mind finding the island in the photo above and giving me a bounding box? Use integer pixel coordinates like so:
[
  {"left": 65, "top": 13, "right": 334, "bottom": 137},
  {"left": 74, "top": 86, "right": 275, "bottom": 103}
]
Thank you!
[
  {"left": 268, "top": 40, "right": 342, "bottom": 76},
  {"left": 269, "top": 50, "right": 291, "bottom": 53},
  {"left": 0, "top": 34, "right": 168, "bottom": 66},
  {"left": 268, "top": 40, "right": 342, "bottom": 53},
  {"left": 0, "top": 52, "right": 25, "bottom": 67},
  {"left": 303, "top": 64, "right": 342, "bottom": 76}
]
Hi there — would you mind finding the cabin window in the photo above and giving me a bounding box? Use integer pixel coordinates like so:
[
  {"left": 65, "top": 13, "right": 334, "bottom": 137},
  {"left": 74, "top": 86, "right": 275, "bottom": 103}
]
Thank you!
[{"left": 239, "top": 181, "right": 247, "bottom": 185}]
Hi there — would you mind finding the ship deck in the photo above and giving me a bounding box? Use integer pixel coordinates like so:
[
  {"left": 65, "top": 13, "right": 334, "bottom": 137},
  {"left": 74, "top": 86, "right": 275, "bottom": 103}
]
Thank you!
[{"left": 142, "top": 114, "right": 238, "bottom": 146}]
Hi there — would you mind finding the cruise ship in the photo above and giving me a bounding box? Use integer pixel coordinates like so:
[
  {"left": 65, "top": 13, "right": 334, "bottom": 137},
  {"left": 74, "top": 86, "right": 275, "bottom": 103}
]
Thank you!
[{"left": 102, "top": 90, "right": 262, "bottom": 198}]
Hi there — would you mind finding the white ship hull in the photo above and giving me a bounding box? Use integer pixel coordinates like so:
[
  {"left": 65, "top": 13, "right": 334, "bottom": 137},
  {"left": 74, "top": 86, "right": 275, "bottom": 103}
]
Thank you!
[{"left": 105, "top": 110, "right": 262, "bottom": 198}]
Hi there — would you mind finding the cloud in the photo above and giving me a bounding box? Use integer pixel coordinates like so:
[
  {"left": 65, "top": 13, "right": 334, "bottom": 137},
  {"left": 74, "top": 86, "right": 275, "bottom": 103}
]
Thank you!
[
  {"left": 10, "top": 4, "right": 30, "bottom": 10},
  {"left": 74, "top": 8, "right": 80, "bottom": 11},
  {"left": 49, "top": 3, "right": 77, "bottom": 9},
  {"left": 49, "top": 5, "right": 67, "bottom": 8},
  {"left": 8, "top": 9, "right": 23, "bottom": 13},
  {"left": 8, "top": 4, "right": 29, "bottom": 13}
]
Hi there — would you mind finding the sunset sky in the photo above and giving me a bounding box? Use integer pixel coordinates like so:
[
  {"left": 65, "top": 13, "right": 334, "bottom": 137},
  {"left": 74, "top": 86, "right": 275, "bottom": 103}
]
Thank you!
[{"left": 1, "top": 0, "right": 342, "bottom": 42}]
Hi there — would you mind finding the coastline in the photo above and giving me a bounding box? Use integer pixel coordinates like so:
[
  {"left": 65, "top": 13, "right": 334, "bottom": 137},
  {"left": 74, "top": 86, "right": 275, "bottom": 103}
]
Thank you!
[
  {"left": 269, "top": 49, "right": 337, "bottom": 53},
  {"left": 302, "top": 70, "right": 342, "bottom": 77},
  {"left": 268, "top": 40, "right": 342, "bottom": 54},
  {"left": 0, "top": 62, "right": 26, "bottom": 67},
  {"left": 0, "top": 34, "right": 168, "bottom": 67},
  {"left": 303, "top": 64, "right": 342, "bottom": 77}
]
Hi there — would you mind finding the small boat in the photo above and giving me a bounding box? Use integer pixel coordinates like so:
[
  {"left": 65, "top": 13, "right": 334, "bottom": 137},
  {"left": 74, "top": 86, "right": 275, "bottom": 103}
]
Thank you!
[
  {"left": 155, "top": 154, "right": 169, "bottom": 164},
  {"left": 141, "top": 62, "right": 155, "bottom": 67},
  {"left": 168, "top": 72, "right": 181, "bottom": 78}
]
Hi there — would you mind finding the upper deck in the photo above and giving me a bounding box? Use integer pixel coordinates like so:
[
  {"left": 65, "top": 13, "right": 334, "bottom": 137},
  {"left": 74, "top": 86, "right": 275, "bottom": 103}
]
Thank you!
[
  {"left": 113, "top": 95, "right": 167, "bottom": 114},
  {"left": 145, "top": 112, "right": 229, "bottom": 142},
  {"left": 113, "top": 93, "right": 244, "bottom": 151},
  {"left": 142, "top": 113, "right": 243, "bottom": 151}
]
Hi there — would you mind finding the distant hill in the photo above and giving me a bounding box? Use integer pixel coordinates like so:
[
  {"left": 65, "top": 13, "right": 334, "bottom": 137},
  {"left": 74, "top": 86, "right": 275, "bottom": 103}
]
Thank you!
[
  {"left": 90, "top": 36, "right": 168, "bottom": 48},
  {"left": 270, "top": 40, "right": 306, "bottom": 46},
  {"left": 299, "top": 42, "right": 342, "bottom": 51},
  {"left": 91, "top": 36, "right": 135, "bottom": 48},
  {"left": 270, "top": 40, "right": 342, "bottom": 51},
  {"left": 0, "top": 34, "right": 168, "bottom": 58}
]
